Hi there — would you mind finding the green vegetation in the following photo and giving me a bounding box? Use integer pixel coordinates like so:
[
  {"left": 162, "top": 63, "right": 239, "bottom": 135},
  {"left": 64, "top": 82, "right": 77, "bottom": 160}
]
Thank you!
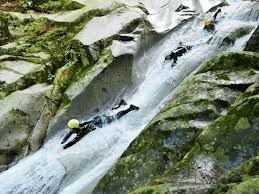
[{"left": 0, "top": 0, "right": 84, "bottom": 13}]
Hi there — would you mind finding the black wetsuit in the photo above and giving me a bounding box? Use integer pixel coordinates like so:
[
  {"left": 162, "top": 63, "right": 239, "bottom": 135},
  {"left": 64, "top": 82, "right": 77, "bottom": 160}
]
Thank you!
[
  {"left": 165, "top": 45, "right": 193, "bottom": 65},
  {"left": 61, "top": 106, "right": 135, "bottom": 149},
  {"left": 212, "top": 9, "right": 221, "bottom": 22}
]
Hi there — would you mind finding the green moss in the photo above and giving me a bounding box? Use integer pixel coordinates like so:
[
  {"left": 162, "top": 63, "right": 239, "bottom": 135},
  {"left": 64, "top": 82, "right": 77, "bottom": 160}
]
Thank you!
[
  {"left": 222, "top": 156, "right": 259, "bottom": 184},
  {"left": 199, "top": 52, "right": 259, "bottom": 73},
  {"left": 39, "top": 0, "right": 84, "bottom": 13},
  {"left": 20, "top": 18, "right": 51, "bottom": 36},
  {"left": 94, "top": 149, "right": 167, "bottom": 194},
  {"left": 54, "top": 61, "right": 79, "bottom": 89},
  {"left": 225, "top": 178, "right": 259, "bottom": 194},
  {"left": 234, "top": 117, "right": 251, "bottom": 131},
  {"left": 216, "top": 72, "right": 230, "bottom": 81},
  {"left": 95, "top": 46, "right": 114, "bottom": 65},
  {"left": 16, "top": 0, "right": 84, "bottom": 13},
  {"left": 129, "top": 185, "right": 168, "bottom": 194},
  {"left": 0, "top": 91, "right": 7, "bottom": 99},
  {"left": 233, "top": 82, "right": 259, "bottom": 107}
]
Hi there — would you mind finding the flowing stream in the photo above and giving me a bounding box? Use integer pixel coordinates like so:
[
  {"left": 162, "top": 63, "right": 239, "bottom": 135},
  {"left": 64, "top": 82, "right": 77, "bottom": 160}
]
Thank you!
[{"left": 0, "top": 1, "right": 258, "bottom": 194}]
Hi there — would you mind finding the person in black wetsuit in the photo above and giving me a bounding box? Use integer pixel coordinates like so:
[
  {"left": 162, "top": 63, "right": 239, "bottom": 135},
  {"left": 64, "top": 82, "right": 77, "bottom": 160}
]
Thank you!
[
  {"left": 165, "top": 42, "right": 193, "bottom": 66},
  {"left": 60, "top": 100, "right": 139, "bottom": 150},
  {"left": 204, "top": 9, "right": 222, "bottom": 31}
]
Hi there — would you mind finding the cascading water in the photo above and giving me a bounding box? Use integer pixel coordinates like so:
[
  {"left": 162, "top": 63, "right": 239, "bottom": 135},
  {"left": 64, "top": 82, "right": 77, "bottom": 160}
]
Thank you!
[{"left": 0, "top": 1, "right": 258, "bottom": 194}]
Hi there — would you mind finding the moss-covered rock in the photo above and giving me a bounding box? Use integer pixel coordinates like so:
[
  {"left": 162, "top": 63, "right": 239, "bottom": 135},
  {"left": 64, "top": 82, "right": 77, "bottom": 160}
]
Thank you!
[
  {"left": 223, "top": 155, "right": 259, "bottom": 184},
  {"left": 95, "top": 149, "right": 167, "bottom": 194},
  {"left": 224, "top": 178, "right": 259, "bottom": 194},
  {"left": 199, "top": 52, "right": 259, "bottom": 73},
  {"left": 0, "top": 59, "right": 49, "bottom": 99},
  {"left": 221, "top": 26, "right": 254, "bottom": 46},
  {"left": 211, "top": 178, "right": 259, "bottom": 194},
  {"left": 173, "top": 94, "right": 259, "bottom": 181}
]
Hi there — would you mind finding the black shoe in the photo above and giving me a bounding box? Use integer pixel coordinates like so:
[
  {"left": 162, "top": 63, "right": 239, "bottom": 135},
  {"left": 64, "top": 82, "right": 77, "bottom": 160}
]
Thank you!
[
  {"left": 129, "top": 104, "right": 139, "bottom": 111},
  {"left": 119, "top": 99, "right": 127, "bottom": 106}
]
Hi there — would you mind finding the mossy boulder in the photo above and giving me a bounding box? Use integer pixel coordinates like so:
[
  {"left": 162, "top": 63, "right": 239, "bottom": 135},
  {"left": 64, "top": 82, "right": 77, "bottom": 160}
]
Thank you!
[
  {"left": 94, "top": 52, "right": 259, "bottom": 193},
  {"left": 221, "top": 26, "right": 254, "bottom": 46},
  {"left": 199, "top": 52, "right": 259, "bottom": 73},
  {"left": 173, "top": 94, "right": 259, "bottom": 183},
  {"left": 0, "top": 84, "right": 52, "bottom": 171}
]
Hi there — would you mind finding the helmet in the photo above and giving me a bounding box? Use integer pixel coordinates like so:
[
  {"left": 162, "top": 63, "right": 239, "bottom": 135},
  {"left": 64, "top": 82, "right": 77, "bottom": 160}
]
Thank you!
[
  {"left": 205, "top": 19, "right": 212, "bottom": 27},
  {"left": 68, "top": 119, "right": 79, "bottom": 129}
]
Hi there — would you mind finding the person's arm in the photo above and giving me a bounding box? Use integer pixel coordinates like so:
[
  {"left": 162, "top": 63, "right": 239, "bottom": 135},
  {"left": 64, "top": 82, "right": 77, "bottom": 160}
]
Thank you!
[
  {"left": 63, "top": 126, "right": 92, "bottom": 149},
  {"left": 63, "top": 134, "right": 83, "bottom": 149},
  {"left": 213, "top": 9, "right": 221, "bottom": 21},
  {"left": 61, "top": 131, "right": 73, "bottom": 144}
]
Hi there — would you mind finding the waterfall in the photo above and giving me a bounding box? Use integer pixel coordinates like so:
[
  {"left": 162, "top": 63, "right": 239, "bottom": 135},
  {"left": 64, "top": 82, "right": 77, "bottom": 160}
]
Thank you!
[{"left": 0, "top": 1, "right": 257, "bottom": 194}]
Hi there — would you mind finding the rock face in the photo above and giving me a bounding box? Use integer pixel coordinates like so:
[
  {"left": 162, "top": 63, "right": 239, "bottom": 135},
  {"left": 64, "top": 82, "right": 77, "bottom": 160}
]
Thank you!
[
  {"left": 94, "top": 52, "right": 259, "bottom": 193},
  {"left": 245, "top": 25, "right": 259, "bottom": 52},
  {"left": 74, "top": 7, "right": 144, "bottom": 46},
  {"left": 221, "top": 26, "right": 254, "bottom": 46},
  {"left": 0, "top": 84, "right": 52, "bottom": 171}
]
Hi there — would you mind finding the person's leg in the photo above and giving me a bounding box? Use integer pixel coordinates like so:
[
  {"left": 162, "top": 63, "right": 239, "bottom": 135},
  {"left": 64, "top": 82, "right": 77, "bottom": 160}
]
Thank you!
[
  {"left": 112, "top": 99, "right": 127, "bottom": 110},
  {"left": 115, "top": 104, "right": 139, "bottom": 120},
  {"left": 173, "top": 55, "right": 177, "bottom": 63},
  {"left": 92, "top": 116, "right": 103, "bottom": 128},
  {"left": 99, "top": 115, "right": 114, "bottom": 125}
]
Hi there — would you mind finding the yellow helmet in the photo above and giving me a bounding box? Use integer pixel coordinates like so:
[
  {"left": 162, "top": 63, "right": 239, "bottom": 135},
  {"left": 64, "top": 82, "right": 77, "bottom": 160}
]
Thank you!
[
  {"left": 205, "top": 19, "right": 212, "bottom": 27},
  {"left": 68, "top": 119, "right": 80, "bottom": 129}
]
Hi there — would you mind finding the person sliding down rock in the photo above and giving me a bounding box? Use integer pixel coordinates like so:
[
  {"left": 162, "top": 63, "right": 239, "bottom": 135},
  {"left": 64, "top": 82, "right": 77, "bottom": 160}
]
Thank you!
[
  {"left": 204, "top": 9, "right": 222, "bottom": 31},
  {"left": 60, "top": 101, "right": 139, "bottom": 150},
  {"left": 165, "top": 42, "right": 193, "bottom": 66}
]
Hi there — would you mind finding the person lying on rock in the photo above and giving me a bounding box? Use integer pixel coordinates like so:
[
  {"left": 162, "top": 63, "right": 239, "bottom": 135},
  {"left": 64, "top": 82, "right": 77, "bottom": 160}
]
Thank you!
[
  {"left": 165, "top": 42, "right": 193, "bottom": 66},
  {"left": 204, "top": 9, "right": 222, "bottom": 31},
  {"left": 60, "top": 100, "right": 139, "bottom": 150}
]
